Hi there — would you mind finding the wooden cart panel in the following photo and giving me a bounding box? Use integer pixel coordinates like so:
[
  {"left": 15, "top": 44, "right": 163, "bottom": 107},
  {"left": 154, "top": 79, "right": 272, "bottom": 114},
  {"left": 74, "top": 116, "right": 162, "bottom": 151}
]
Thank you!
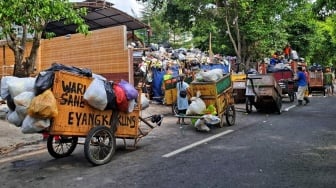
[
  {"left": 200, "top": 88, "right": 234, "bottom": 115},
  {"left": 49, "top": 71, "right": 140, "bottom": 138},
  {"left": 189, "top": 74, "right": 231, "bottom": 97},
  {"left": 309, "top": 71, "right": 323, "bottom": 87},
  {"left": 246, "top": 74, "right": 282, "bottom": 99}
]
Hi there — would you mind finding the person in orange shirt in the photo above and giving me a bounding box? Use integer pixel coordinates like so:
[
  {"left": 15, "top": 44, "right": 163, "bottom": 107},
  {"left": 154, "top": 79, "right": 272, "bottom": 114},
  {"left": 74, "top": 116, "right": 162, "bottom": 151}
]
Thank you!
[{"left": 283, "top": 44, "right": 292, "bottom": 60}]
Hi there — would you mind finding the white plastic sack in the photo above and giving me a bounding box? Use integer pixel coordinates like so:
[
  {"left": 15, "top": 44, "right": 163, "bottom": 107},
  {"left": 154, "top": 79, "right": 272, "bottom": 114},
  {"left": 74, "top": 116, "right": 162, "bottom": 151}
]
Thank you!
[
  {"left": 194, "top": 118, "right": 210, "bottom": 132},
  {"left": 8, "top": 77, "right": 36, "bottom": 98},
  {"left": 0, "top": 76, "right": 17, "bottom": 99},
  {"left": 84, "top": 78, "right": 107, "bottom": 111},
  {"left": 15, "top": 105, "right": 28, "bottom": 120},
  {"left": 0, "top": 105, "right": 9, "bottom": 120},
  {"left": 202, "top": 114, "right": 221, "bottom": 125},
  {"left": 21, "top": 115, "right": 50, "bottom": 134},
  {"left": 141, "top": 93, "right": 150, "bottom": 110},
  {"left": 200, "top": 69, "right": 223, "bottom": 82},
  {"left": 7, "top": 110, "right": 23, "bottom": 127},
  {"left": 92, "top": 73, "right": 107, "bottom": 81},
  {"left": 186, "top": 97, "right": 206, "bottom": 115},
  {"left": 128, "top": 99, "right": 136, "bottom": 113},
  {"left": 14, "top": 91, "right": 35, "bottom": 107}
]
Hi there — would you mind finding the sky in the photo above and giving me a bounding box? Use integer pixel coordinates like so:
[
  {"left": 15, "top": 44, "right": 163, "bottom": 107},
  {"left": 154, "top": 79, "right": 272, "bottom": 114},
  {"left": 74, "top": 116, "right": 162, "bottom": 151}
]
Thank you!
[
  {"left": 109, "top": 0, "right": 144, "bottom": 17},
  {"left": 70, "top": 0, "right": 144, "bottom": 17}
]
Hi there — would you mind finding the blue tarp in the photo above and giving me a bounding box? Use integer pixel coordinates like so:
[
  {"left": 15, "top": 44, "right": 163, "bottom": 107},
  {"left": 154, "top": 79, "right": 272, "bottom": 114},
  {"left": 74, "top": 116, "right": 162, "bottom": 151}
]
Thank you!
[{"left": 152, "top": 68, "right": 165, "bottom": 102}]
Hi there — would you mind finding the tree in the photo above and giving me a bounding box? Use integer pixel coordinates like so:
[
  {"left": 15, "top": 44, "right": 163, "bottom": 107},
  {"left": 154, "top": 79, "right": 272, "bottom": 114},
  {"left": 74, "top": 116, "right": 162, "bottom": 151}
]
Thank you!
[{"left": 0, "top": 0, "right": 89, "bottom": 77}]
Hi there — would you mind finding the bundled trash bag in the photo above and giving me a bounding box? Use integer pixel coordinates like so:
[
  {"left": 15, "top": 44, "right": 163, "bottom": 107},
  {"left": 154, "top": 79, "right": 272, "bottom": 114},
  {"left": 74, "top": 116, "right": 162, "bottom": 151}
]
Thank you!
[
  {"left": 141, "top": 93, "right": 150, "bottom": 110},
  {"left": 14, "top": 91, "right": 35, "bottom": 120},
  {"left": 28, "top": 89, "right": 58, "bottom": 118},
  {"left": 35, "top": 63, "right": 92, "bottom": 95},
  {"left": 113, "top": 84, "right": 129, "bottom": 112},
  {"left": 194, "top": 117, "right": 210, "bottom": 132},
  {"left": 8, "top": 77, "right": 36, "bottom": 97},
  {"left": 34, "top": 71, "right": 55, "bottom": 95},
  {"left": 45, "top": 63, "right": 92, "bottom": 77},
  {"left": 6, "top": 95, "right": 16, "bottom": 111},
  {"left": 21, "top": 115, "right": 50, "bottom": 134},
  {"left": 7, "top": 110, "right": 23, "bottom": 127},
  {"left": 186, "top": 91, "right": 206, "bottom": 115},
  {"left": 84, "top": 78, "right": 108, "bottom": 111},
  {"left": 119, "top": 79, "right": 139, "bottom": 100},
  {"left": 198, "top": 69, "right": 223, "bottom": 82},
  {"left": 104, "top": 81, "right": 117, "bottom": 110},
  {"left": 1, "top": 76, "right": 16, "bottom": 99}
]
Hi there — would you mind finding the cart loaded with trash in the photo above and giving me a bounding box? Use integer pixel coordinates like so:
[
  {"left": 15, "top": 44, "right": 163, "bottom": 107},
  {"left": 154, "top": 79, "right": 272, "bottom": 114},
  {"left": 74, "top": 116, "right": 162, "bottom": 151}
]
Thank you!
[
  {"left": 272, "top": 69, "right": 297, "bottom": 102},
  {"left": 245, "top": 74, "right": 282, "bottom": 114},
  {"left": 175, "top": 69, "right": 236, "bottom": 132},
  {"left": 1, "top": 64, "right": 162, "bottom": 166}
]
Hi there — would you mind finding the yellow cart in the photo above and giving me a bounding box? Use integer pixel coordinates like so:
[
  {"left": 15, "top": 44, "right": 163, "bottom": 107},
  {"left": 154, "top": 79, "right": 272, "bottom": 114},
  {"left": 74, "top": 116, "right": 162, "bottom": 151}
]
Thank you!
[
  {"left": 187, "top": 74, "right": 236, "bottom": 127},
  {"left": 46, "top": 71, "right": 161, "bottom": 165},
  {"left": 163, "top": 76, "right": 192, "bottom": 114}
]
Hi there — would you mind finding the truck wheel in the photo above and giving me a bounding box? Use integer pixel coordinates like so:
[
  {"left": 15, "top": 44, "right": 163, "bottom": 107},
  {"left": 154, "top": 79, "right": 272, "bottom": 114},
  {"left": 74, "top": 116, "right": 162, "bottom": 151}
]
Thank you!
[{"left": 84, "top": 126, "right": 116, "bottom": 166}]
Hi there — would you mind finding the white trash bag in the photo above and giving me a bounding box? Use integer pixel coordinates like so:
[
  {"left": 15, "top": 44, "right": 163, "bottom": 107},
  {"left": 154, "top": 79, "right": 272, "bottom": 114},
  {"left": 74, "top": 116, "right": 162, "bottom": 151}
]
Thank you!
[
  {"left": 21, "top": 115, "right": 50, "bottom": 134},
  {"left": 84, "top": 78, "right": 107, "bottom": 111},
  {"left": 186, "top": 91, "right": 206, "bottom": 115}
]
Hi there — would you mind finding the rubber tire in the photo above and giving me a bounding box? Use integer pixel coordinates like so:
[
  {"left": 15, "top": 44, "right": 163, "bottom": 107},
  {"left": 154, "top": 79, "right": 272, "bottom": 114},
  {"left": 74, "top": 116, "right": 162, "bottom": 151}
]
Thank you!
[
  {"left": 225, "top": 105, "right": 236, "bottom": 126},
  {"left": 84, "top": 126, "right": 116, "bottom": 166},
  {"left": 47, "top": 135, "right": 78, "bottom": 159},
  {"left": 245, "top": 97, "right": 253, "bottom": 113}
]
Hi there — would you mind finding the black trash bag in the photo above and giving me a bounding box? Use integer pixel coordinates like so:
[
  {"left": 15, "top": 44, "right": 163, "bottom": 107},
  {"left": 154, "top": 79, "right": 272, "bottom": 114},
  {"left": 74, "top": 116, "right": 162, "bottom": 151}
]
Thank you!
[
  {"left": 34, "top": 63, "right": 93, "bottom": 95},
  {"left": 6, "top": 95, "right": 16, "bottom": 111},
  {"left": 46, "top": 63, "right": 92, "bottom": 77},
  {"left": 34, "top": 71, "right": 55, "bottom": 95},
  {"left": 104, "top": 81, "right": 118, "bottom": 110}
]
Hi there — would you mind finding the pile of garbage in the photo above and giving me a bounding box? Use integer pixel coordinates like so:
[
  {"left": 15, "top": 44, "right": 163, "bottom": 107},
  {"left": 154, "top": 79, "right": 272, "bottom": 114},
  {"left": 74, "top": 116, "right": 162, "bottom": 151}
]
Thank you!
[{"left": 0, "top": 63, "right": 147, "bottom": 134}]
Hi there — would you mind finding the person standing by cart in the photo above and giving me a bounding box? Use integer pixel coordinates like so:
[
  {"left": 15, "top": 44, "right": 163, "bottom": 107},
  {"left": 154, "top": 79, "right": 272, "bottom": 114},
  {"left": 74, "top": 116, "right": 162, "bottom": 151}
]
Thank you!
[
  {"left": 176, "top": 74, "right": 190, "bottom": 125},
  {"left": 296, "top": 66, "right": 310, "bottom": 105}
]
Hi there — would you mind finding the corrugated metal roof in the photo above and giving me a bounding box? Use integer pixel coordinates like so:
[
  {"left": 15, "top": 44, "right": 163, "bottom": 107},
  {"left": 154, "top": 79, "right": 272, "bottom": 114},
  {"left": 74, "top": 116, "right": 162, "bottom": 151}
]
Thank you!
[{"left": 43, "top": 0, "right": 149, "bottom": 38}]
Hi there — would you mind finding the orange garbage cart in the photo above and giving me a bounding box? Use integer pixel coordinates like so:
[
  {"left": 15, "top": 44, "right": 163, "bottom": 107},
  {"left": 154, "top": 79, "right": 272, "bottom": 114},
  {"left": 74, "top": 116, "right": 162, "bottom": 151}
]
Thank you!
[{"left": 46, "top": 71, "right": 161, "bottom": 166}]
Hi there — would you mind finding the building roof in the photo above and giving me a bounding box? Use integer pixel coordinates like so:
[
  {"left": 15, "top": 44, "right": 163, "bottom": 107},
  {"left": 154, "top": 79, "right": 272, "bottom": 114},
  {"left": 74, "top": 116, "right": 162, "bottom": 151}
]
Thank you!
[{"left": 43, "top": 0, "right": 149, "bottom": 38}]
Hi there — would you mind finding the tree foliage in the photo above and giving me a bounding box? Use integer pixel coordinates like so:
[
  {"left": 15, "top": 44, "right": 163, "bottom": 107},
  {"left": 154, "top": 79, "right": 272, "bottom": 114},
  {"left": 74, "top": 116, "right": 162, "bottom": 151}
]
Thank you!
[{"left": 0, "top": 0, "right": 89, "bottom": 77}]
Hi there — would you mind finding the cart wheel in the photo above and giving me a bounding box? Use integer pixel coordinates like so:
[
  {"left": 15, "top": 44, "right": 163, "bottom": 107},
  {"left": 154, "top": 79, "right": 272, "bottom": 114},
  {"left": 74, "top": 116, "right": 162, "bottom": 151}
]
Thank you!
[
  {"left": 47, "top": 135, "right": 78, "bottom": 159},
  {"left": 275, "top": 97, "right": 282, "bottom": 114},
  {"left": 172, "top": 102, "right": 178, "bottom": 115},
  {"left": 245, "top": 97, "right": 253, "bottom": 113},
  {"left": 225, "top": 105, "right": 236, "bottom": 126},
  {"left": 84, "top": 126, "right": 116, "bottom": 166}
]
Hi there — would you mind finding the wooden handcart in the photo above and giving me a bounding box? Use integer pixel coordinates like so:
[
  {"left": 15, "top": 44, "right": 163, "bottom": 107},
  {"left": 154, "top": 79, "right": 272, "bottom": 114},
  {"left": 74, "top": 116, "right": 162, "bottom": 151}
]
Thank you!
[
  {"left": 183, "top": 74, "right": 236, "bottom": 127},
  {"left": 245, "top": 74, "right": 282, "bottom": 114},
  {"left": 46, "top": 71, "right": 161, "bottom": 166},
  {"left": 272, "top": 69, "right": 297, "bottom": 102},
  {"left": 231, "top": 72, "right": 247, "bottom": 103},
  {"left": 308, "top": 71, "right": 325, "bottom": 96}
]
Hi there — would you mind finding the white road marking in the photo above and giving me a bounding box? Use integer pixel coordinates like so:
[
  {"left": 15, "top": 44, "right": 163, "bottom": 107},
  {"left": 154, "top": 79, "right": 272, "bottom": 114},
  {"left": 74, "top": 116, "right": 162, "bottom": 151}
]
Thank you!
[
  {"left": 0, "top": 149, "right": 47, "bottom": 164},
  {"left": 162, "top": 129, "right": 234, "bottom": 158},
  {"left": 283, "top": 105, "right": 296, "bottom": 112}
]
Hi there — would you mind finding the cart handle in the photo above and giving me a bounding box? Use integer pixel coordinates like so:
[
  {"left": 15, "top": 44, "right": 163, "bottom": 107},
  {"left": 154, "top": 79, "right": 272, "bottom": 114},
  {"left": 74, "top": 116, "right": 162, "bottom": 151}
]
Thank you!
[{"left": 247, "top": 75, "right": 262, "bottom": 96}]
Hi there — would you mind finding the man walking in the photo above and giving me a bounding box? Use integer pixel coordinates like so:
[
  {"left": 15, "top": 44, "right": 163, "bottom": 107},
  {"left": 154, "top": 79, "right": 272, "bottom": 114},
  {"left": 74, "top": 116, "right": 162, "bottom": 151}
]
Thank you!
[{"left": 296, "top": 66, "right": 310, "bottom": 105}]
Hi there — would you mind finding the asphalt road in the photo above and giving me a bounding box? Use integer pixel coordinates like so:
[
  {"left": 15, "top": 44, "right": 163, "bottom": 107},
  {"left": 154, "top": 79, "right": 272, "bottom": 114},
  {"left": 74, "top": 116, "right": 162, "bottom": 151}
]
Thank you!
[{"left": 0, "top": 94, "right": 335, "bottom": 188}]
